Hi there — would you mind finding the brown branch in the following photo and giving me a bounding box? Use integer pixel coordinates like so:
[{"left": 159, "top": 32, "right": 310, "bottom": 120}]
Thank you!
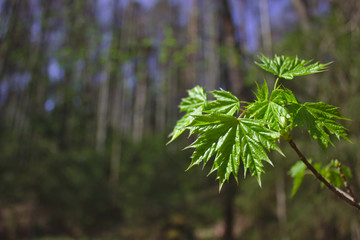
[{"left": 287, "top": 138, "right": 360, "bottom": 211}]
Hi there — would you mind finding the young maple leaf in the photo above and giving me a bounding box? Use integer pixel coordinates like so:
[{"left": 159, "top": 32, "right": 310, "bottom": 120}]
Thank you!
[
  {"left": 168, "top": 86, "right": 242, "bottom": 143},
  {"left": 255, "top": 55, "right": 331, "bottom": 80},
  {"left": 205, "top": 89, "right": 241, "bottom": 115},
  {"left": 289, "top": 102, "right": 350, "bottom": 148},
  {"left": 168, "top": 86, "right": 207, "bottom": 143},
  {"left": 289, "top": 161, "right": 308, "bottom": 197},
  {"left": 246, "top": 80, "right": 298, "bottom": 131},
  {"left": 186, "top": 113, "right": 282, "bottom": 189}
]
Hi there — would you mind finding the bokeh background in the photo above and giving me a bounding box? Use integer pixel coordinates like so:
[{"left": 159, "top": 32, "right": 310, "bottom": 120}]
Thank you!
[{"left": 1, "top": 0, "right": 360, "bottom": 239}]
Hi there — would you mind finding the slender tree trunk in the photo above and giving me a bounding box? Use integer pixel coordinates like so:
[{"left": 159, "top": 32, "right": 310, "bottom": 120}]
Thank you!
[
  {"left": 110, "top": 81, "right": 122, "bottom": 186},
  {"left": 58, "top": 71, "right": 72, "bottom": 150},
  {"left": 259, "top": 0, "right": 273, "bottom": 56},
  {"left": 108, "top": 0, "right": 124, "bottom": 188},
  {"left": 222, "top": 180, "right": 237, "bottom": 240},
  {"left": 291, "top": 0, "right": 319, "bottom": 96},
  {"left": 96, "top": 63, "right": 110, "bottom": 152},
  {"left": 185, "top": 0, "right": 198, "bottom": 89},
  {"left": 132, "top": 72, "right": 147, "bottom": 142},
  {"left": 155, "top": 71, "right": 166, "bottom": 133},
  {"left": 119, "top": 63, "right": 133, "bottom": 136},
  {"left": 220, "top": 0, "right": 242, "bottom": 96},
  {"left": 131, "top": 42, "right": 149, "bottom": 144},
  {"left": 291, "top": 0, "right": 310, "bottom": 31},
  {"left": 204, "top": 0, "right": 219, "bottom": 91},
  {"left": 276, "top": 169, "right": 288, "bottom": 240},
  {"left": 351, "top": 220, "right": 360, "bottom": 240}
]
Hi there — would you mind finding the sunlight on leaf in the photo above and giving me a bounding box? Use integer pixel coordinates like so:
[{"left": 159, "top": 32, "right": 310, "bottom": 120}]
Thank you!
[
  {"left": 168, "top": 86, "right": 207, "bottom": 143},
  {"left": 289, "top": 102, "right": 349, "bottom": 148},
  {"left": 186, "top": 114, "right": 282, "bottom": 189},
  {"left": 205, "top": 89, "right": 241, "bottom": 115},
  {"left": 255, "top": 55, "right": 331, "bottom": 80}
]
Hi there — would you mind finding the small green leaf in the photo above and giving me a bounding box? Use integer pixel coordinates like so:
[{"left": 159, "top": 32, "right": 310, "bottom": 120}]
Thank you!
[
  {"left": 289, "top": 161, "right": 307, "bottom": 197},
  {"left": 270, "top": 88, "right": 300, "bottom": 105},
  {"left": 322, "top": 167, "right": 343, "bottom": 188},
  {"left": 179, "top": 86, "right": 207, "bottom": 112},
  {"left": 168, "top": 86, "right": 207, "bottom": 143},
  {"left": 255, "top": 55, "right": 331, "bottom": 80},
  {"left": 340, "top": 164, "right": 352, "bottom": 180},
  {"left": 205, "top": 89, "right": 241, "bottom": 115},
  {"left": 167, "top": 107, "right": 202, "bottom": 144},
  {"left": 315, "top": 160, "right": 352, "bottom": 188},
  {"left": 289, "top": 102, "right": 349, "bottom": 148},
  {"left": 253, "top": 79, "right": 269, "bottom": 102},
  {"left": 238, "top": 118, "right": 282, "bottom": 186},
  {"left": 185, "top": 114, "right": 240, "bottom": 187},
  {"left": 289, "top": 159, "right": 349, "bottom": 194},
  {"left": 247, "top": 82, "right": 291, "bottom": 131}
]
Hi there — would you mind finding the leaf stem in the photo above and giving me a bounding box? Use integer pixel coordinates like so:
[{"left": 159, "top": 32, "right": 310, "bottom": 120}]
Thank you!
[
  {"left": 274, "top": 77, "right": 280, "bottom": 90},
  {"left": 287, "top": 138, "right": 360, "bottom": 211},
  {"left": 238, "top": 110, "right": 247, "bottom": 119}
]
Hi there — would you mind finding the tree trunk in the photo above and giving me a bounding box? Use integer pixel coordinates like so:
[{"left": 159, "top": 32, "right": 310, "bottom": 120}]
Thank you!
[
  {"left": 220, "top": 0, "right": 242, "bottom": 96},
  {"left": 222, "top": 181, "right": 237, "bottom": 240},
  {"left": 276, "top": 169, "right": 288, "bottom": 240},
  {"left": 155, "top": 70, "right": 166, "bottom": 133},
  {"left": 291, "top": 0, "right": 310, "bottom": 31},
  {"left": 203, "top": 0, "right": 219, "bottom": 91},
  {"left": 132, "top": 73, "right": 147, "bottom": 143},
  {"left": 259, "top": 0, "right": 273, "bottom": 56},
  {"left": 185, "top": 0, "right": 199, "bottom": 89},
  {"left": 95, "top": 63, "right": 110, "bottom": 152},
  {"left": 109, "top": 63, "right": 122, "bottom": 189}
]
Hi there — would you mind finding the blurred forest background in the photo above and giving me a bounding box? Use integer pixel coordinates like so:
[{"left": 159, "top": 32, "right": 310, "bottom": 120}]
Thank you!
[{"left": 1, "top": 0, "right": 360, "bottom": 239}]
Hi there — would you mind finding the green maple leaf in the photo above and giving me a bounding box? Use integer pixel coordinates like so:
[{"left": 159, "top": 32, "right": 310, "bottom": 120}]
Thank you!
[
  {"left": 289, "top": 102, "right": 349, "bottom": 148},
  {"left": 316, "top": 160, "right": 352, "bottom": 188},
  {"left": 247, "top": 80, "right": 298, "bottom": 131},
  {"left": 253, "top": 80, "right": 269, "bottom": 101},
  {"left": 179, "top": 86, "right": 207, "bottom": 112},
  {"left": 255, "top": 55, "right": 331, "bottom": 80},
  {"left": 205, "top": 89, "right": 241, "bottom": 115},
  {"left": 271, "top": 88, "right": 299, "bottom": 106},
  {"left": 168, "top": 86, "right": 207, "bottom": 143},
  {"left": 289, "top": 161, "right": 308, "bottom": 196},
  {"left": 169, "top": 86, "right": 242, "bottom": 143},
  {"left": 186, "top": 113, "right": 282, "bottom": 189},
  {"left": 289, "top": 159, "right": 353, "bottom": 196}
]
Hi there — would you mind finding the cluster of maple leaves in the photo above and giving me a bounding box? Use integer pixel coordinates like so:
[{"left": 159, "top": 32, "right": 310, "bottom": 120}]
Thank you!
[{"left": 169, "top": 55, "right": 350, "bottom": 193}]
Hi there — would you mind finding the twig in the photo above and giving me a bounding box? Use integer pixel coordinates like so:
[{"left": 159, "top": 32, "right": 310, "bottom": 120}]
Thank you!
[
  {"left": 287, "top": 138, "right": 360, "bottom": 211},
  {"left": 336, "top": 161, "right": 358, "bottom": 203}
]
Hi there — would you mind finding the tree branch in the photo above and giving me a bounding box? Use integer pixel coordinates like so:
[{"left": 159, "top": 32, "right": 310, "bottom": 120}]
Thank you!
[{"left": 287, "top": 138, "right": 360, "bottom": 211}]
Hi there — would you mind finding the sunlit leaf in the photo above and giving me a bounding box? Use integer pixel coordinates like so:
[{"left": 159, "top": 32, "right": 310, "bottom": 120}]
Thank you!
[
  {"left": 167, "top": 107, "right": 202, "bottom": 144},
  {"left": 253, "top": 79, "right": 269, "bottom": 102},
  {"left": 205, "top": 89, "right": 241, "bottom": 115},
  {"left": 186, "top": 114, "right": 282, "bottom": 189},
  {"left": 247, "top": 82, "right": 292, "bottom": 131},
  {"left": 289, "top": 102, "right": 349, "bottom": 148},
  {"left": 255, "top": 55, "right": 331, "bottom": 80},
  {"left": 168, "top": 86, "right": 207, "bottom": 143},
  {"left": 179, "top": 86, "right": 207, "bottom": 112}
]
